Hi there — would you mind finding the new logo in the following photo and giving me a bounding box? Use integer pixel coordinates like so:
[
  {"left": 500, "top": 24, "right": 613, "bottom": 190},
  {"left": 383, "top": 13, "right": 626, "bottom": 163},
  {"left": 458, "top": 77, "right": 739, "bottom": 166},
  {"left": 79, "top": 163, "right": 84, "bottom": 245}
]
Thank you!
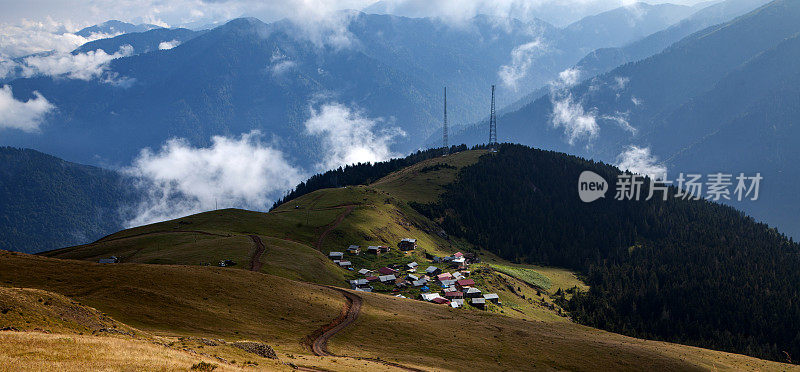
[{"left": 579, "top": 171, "right": 607, "bottom": 203}]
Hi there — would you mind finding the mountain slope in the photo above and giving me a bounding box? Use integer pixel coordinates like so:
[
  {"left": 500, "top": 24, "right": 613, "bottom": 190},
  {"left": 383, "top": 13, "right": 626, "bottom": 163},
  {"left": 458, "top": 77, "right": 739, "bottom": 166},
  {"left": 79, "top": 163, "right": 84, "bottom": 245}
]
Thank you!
[
  {"left": 10, "top": 148, "right": 799, "bottom": 370},
  {"left": 574, "top": 0, "right": 772, "bottom": 78},
  {"left": 0, "top": 147, "right": 134, "bottom": 253},
  {"left": 74, "top": 27, "right": 202, "bottom": 55},
  {"left": 414, "top": 144, "right": 800, "bottom": 363}
]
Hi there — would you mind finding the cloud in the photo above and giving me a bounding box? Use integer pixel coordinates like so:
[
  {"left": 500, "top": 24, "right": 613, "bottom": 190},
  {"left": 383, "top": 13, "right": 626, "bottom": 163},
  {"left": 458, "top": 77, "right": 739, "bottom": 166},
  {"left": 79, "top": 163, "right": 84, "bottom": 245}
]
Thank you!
[
  {"left": 19, "top": 45, "right": 133, "bottom": 81},
  {"left": 158, "top": 39, "right": 181, "bottom": 50},
  {"left": 124, "top": 130, "right": 305, "bottom": 227},
  {"left": 601, "top": 112, "right": 636, "bottom": 134},
  {"left": 0, "top": 85, "right": 55, "bottom": 132},
  {"left": 549, "top": 68, "right": 599, "bottom": 145},
  {"left": 0, "top": 19, "right": 116, "bottom": 58},
  {"left": 499, "top": 39, "right": 545, "bottom": 91},
  {"left": 269, "top": 50, "right": 296, "bottom": 77},
  {"left": 304, "top": 102, "right": 405, "bottom": 170},
  {"left": 616, "top": 145, "right": 667, "bottom": 180}
]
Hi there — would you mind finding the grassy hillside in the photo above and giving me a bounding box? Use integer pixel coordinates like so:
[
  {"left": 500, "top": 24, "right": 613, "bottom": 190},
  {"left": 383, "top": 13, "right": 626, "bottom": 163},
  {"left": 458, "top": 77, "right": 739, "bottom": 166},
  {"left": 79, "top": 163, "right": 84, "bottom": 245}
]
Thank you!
[
  {"left": 16, "top": 148, "right": 800, "bottom": 370},
  {"left": 1, "top": 251, "right": 795, "bottom": 371}
]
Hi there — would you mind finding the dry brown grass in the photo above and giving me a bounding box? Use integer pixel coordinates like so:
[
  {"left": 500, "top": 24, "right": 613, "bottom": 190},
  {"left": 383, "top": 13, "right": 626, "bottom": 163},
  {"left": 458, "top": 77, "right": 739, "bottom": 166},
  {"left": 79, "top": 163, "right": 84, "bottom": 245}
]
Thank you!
[
  {"left": 330, "top": 289, "right": 800, "bottom": 371},
  {"left": 0, "top": 331, "right": 282, "bottom": 372}
]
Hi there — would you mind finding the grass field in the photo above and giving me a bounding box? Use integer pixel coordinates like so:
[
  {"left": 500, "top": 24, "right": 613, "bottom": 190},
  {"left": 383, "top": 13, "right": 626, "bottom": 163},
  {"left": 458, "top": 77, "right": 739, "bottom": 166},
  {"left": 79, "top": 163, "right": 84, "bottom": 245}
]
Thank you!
[
  {"left": 2, "top": 250, "right": 796, "bottom": 371},
  {"left": 372, "top": 150, "right": 486, "bottom": 203}
]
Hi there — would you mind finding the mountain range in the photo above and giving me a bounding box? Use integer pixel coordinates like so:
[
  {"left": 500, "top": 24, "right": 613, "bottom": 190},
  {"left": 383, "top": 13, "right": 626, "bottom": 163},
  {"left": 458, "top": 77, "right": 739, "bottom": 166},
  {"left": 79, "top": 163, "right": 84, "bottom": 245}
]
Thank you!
[
  {"left": 450, "top": 0, "right": 800, "bottom": 237},
  {"left": 1, "top": 3, "right": 714, "bottom": 170}
]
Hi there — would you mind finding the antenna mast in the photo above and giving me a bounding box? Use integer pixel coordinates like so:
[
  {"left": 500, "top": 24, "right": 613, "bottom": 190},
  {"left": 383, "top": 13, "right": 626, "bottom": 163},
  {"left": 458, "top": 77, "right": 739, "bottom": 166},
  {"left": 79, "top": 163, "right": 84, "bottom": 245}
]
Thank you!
[
  {"left": 443, "top": 87, "right": 449, "bottom": 156},
  {"left": 489, "top": 85, "right": 497, "bottom": 151}
]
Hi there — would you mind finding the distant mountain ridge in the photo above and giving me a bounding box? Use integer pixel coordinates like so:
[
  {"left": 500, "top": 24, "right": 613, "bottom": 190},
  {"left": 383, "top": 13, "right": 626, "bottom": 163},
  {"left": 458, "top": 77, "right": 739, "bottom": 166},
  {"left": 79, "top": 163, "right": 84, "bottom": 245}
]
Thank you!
[
  {"left": 75, "top": 20, "right": 162, "bottom": 37},
  {"left": 449, "top": 0, "right": 800, "bottom": 237},
  {"left": 1, "top": 8, "right": 702, "bottom": 169}
]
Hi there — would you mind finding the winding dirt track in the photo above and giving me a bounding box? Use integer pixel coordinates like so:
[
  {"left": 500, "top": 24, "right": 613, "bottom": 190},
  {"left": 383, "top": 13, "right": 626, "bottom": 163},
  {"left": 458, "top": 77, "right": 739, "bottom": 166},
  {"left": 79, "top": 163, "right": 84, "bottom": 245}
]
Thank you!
[
  {"left": 310, "top": 287, "right": 362, "bottom": 357},
  {"left": 306, "top": 288, "right": 426, "bottom": 372},
  {"left": 247, "top": 235, "right": 266, "bottom": 272},
  {"left": 315, "top": 205, "right": 355, "bottom": 251}
]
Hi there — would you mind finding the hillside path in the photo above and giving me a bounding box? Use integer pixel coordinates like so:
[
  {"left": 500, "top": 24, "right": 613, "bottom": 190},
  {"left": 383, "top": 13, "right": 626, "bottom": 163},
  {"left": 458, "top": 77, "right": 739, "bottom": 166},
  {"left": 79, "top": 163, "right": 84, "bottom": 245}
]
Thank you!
[
  {"left": 315, "top": 206, "right": 355, "bottom": 251},
  {"left": 308, "top": 287, "right": 426, "bottom": 371},
  {"left": 248, "top": 235, "right": 266, "bottom": 272}
]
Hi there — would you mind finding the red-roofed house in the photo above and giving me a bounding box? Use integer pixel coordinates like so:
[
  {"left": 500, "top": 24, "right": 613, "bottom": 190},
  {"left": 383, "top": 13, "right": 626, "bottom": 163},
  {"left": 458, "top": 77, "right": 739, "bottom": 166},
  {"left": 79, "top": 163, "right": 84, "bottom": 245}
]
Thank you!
[
  {"left": 378, "top": 267, "right": 397, "bottom": 275},
  {"left": 436, "top": 273, "right": 453, "bottom": 282},
  {"left": 444, "top": 291, "right": 463, "bottom": 299},
  {"left": 432, "top": 297, "right": 451, "bottom": 305},
  {"left": 456, "top": 278, "right": 475, "bottom": 290},
  {"left": 365, "top": 276, "right": 379, "bottom": 282},
  {"left": 453, "top": 252, "right": 463, "bottom": 258}
]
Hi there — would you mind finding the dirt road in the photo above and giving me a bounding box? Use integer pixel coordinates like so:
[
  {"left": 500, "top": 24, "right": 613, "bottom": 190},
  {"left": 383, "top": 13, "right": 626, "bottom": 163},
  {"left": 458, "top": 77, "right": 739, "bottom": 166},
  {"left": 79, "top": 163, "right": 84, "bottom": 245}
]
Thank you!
[
  {"left": 310, "top": 287, "right": 362, "bottom": 357},
  {"left": 248, "top": 235, "right": 266, "bottom": 272}
]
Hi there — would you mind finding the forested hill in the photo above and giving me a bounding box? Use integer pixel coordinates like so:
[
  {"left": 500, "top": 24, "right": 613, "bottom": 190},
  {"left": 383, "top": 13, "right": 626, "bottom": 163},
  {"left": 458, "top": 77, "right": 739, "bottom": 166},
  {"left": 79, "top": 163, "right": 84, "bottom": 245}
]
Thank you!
[
  {"left": 0, "top": 147, "right": 135, "bottom": 253},
  {"left": 412, "top": 143, "right": 800, "bottom": 364}
]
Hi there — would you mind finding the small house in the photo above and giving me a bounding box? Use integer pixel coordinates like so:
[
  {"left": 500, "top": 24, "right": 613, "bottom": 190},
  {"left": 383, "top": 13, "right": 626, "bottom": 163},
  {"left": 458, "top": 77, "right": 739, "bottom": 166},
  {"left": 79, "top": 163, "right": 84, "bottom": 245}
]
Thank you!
[
  {"left": 456, "top": 278, "right": 475, "bottom": 290},
  {"left": 412, "top": 279, "right": 427, "bottom": 287},
  {"left": 98, "top": 256, "right": 119, "bottom": 264},
  {"left": 483, "top": 293, "right": 500, "bottom": 304},
  {"left": 366, "top": 276, "right": 379, "bottom": 282},
  {"left": 444, "top": 291, "right": 464, "bottom": 299},
  {"left": 471, "top": 297, "right": 486, "bottom": 309},
  {"left": 379, "top": 274, "right": 397, "bottom": 283},
  {"left": 450, "top": 299, "right": 464, "bottom": 308},
  {"left": 378, "top": 267, "right": 398, "bottom": 275},
  {"left": 425, "top": 266, "right": 442, "bottom": 275},
  {"left": 437, "top": 273, "right": 453, "bottom": 282},
  {"left": 367, "top": 246, "right": 381, "bottom": 255},
  {"left": 399, "top": 238, "right": 417, "bottom": 251},
  {"left": 329, "top": 252, "right": 344, "bottom": 260},
  {"left": 464, "top": 287, "right": 482, "bottom": 298},
  {"left": 358, "top": 268, "right": 372, "bottom": 275},
  {"left": 453, "top": 252, "right": 464, "bottom": 258},
  {"left": 407, "top": 274, "right": 420, "bottom": 281},
  {"left": 421, "top": 293, "right": 443, "bottom": 302},
  {"left": 347, "top": 245, "right": 361, "bottom": 254},
  {"left": 432, "top": 297, "right": 451, "bottom": 305},
  {"left": 407, "top": 261, "right": 419, "bottom": 269},
  {"left": 338, "top": 261, "right": 352, "bottom": 267},
  {"left": 349, "top": 279, "right": 369, "bottom": 288},
  {"left": 440, "top": 279, "right": 456, "bottom": 288}
]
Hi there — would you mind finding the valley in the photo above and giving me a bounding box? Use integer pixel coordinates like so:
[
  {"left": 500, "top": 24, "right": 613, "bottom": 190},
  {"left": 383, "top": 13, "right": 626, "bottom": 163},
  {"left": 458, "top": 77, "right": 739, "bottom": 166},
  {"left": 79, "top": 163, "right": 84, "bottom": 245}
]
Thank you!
[{"left": 2, "top": 149, "right": 798, "bottom": 370}]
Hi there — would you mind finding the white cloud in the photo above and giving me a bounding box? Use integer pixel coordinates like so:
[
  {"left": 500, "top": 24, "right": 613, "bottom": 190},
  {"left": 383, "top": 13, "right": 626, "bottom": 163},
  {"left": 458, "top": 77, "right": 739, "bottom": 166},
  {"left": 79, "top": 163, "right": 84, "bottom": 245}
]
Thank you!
[
  {"left": 158, "top": 39, "right": 181, "bottom": 50},
  {"left": 305, "top": 102, "right": 405, "bottom": 170},
  {"left": 0, "top": 19, "right": 115, "bottom": 58},
  {"left": 549, "top": 68, "right": 599, "bottom": 145},
  {"left": 602, "top": 112, "right": 636, "bottom": 134},
  {"left": 19, "top": 45, "right": 133, "bottom": 81},
  {"left": 557, "top": 68, "right": 581, "bottom": 88},
  {"left": 616, "top": 145, "right": 667, "bottom": 180},
  {"left": 0, "top": 85, "right": 55, "bottom": 132},
  {"left": 498, "top": 39, "right": 545, "bottom": 91},
  {"left": 269, "top": 50, "right": 296, "bottom": 77},
  {"left": 613, "top": 76, "right": 629, "bottom": 90},
  {"left": 124, "top": 130, "right": 305, "bottom": 227}
]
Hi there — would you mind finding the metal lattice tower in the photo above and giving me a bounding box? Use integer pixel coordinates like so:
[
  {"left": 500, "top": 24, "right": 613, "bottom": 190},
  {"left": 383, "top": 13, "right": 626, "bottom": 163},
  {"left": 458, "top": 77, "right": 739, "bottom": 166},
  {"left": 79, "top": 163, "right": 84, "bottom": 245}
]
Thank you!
[
  {"left": 443, "top": 87, "right": 449, "bottom": 156},
  {"left": 489, "top": 85, "right": 497, "bottom": 151}
]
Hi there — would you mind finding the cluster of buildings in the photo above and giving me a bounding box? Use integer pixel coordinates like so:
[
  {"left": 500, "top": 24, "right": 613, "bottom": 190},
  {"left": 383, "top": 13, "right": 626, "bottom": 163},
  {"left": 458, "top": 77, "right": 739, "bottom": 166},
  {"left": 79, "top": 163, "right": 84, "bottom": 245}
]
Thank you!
[{"left": 330, "top": 239, "right": 499, "bottom": 310}]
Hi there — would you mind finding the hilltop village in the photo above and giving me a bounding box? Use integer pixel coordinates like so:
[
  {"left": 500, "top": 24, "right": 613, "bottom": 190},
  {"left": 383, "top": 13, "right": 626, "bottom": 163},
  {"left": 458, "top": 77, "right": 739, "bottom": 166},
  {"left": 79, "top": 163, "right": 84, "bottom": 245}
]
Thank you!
[{"left": 329, "top": 238, "right": 500, "bottom": 310}]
